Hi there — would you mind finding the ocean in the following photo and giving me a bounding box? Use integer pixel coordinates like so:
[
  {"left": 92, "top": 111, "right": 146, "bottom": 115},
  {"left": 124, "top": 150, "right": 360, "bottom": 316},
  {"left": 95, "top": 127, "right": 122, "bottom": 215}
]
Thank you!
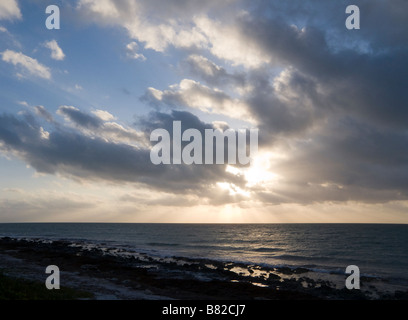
[{"left": 0, "top": 223, "right": 407, "bottom": 287}]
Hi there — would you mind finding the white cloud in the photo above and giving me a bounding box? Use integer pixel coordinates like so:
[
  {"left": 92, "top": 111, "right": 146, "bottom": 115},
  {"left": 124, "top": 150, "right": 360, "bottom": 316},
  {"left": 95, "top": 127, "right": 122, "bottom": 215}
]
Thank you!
[
  {"left": 56, "top": 105, "right": 148, "bottom": 147},
  {"left": 0, "top": 0, "right": 21, "bottom": 21},
  {"left": 65, "top": 84, "right": 83, "bottom": 93},
  {"left": 146, "top": 79, "right": 254, "bottom": 122},
  {"left": 187, "top": 54, "right": 223, "bottom": 78},
  {"left": 1, "top": 50, "right": 51, "bottom": 79},
  {"left": 100, "top": 122, "right": 148, "bottom": 147},
  {"left": 17, "top": 100, "right": 29, "bottom": 107},
  {"left": 92, "top": 109, "right": 115, "bottom": 121},
  {"left": 78, "top": 0, "right": 122, "bottom": 22},
  {"left": 77, "top": 0, "right": 270, "bottom": 68},
  {"left": 126, "top": 42, "right": 146, "bottom": 61},
  {"left": 0, "top": 25, "right": 22, "bottom": 48},
  {"left": 44, "top": 40, "right": 65, "bottom": 61},
  {"left": 78, "top": 0, "right": 209, "bottom": 52},
  {"left": 39, "top": 127, "right": 50, "bottom": 140},
  {"left": 194, "top": 16, "right": 270, "bottom": 68}
]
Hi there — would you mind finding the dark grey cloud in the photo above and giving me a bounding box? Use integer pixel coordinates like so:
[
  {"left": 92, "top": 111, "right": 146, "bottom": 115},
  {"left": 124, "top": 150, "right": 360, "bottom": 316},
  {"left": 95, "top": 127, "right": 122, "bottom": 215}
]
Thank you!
[
  {"left": 57, "top": 106, "right": 103, "bottom": 129},
  {"left": 260, "top": 118, "right": 408, "bottom": 204},
  {"left": 300, "top": 120, "right": 408, "bottom": 191},
  {"left": 0, "top": 111, "right": 154, "bottom": 178},
  {"left": 34, "top": 105, "right": 55, "bottom": 123},
  {"left": 138, "top": 109, "right": 214, "bottom": 136},
  {"left": 251, "top": 0, "right": 408, "bottom": 50},
  {"left": 0, "top": 110, "right": 244, "bottom": 198},
  {"left": 221, "top": 1, "right": 408, "bottom": 204},
  {"left": 139, "top": 109, "right": 256, "bottom": 168},
  {"left": 237, "top": 2, "right": 408, "bottom": 130},
  {"left": 244, "top": 68, "right": 324, "bottom": 144}
]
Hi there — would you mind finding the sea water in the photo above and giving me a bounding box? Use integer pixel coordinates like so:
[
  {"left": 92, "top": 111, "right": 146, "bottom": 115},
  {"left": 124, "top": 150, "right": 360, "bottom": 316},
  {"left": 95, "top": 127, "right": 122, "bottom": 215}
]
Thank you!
[{"left": 0, "top": 223, "right": 407, "bottom": 285}]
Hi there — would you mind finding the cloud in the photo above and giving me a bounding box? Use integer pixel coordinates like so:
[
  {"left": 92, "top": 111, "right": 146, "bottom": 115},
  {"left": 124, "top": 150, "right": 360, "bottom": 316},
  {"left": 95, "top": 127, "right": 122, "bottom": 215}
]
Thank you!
[
  {"left": 0, "top": 110, "right": 157, "bottom": 181},
  {"left": 193, "top": 15, "right": 270, "bottom": 68},
  {"left": 120, "top": 192, "right": 199, "bottom": 207},
  {"left": 295, "top": 120, "right": 408, "bottom": 192},
  {"left": 1, "top": 50, "right": 51, "bottom": 79},
  {"left": 0, "top": 24, "right": 22, "bottom": 48},
  {"left": 247, "top": 114, "right": 408, "bottom": 205},
  {"left": 138, "top": 109, "right": 257, "bottom": 169},
  {"left": 76, "top": 0, "right": 265, "bottom": 68},
  {"left": 0, "top": 196, "right": 96, "bottom": 222},
  {"left": 77, "top": 0, "right": 208, "bottom": 51},
  {"left": 233, "top": 3, "right": 408, "bottom": 130},
  {"left": 143, "top": 79, "right": 252, "bottom": 122},
  {"left": 126, "top": 41, "right": 146, "bottom": 61},
  {"left": 242, "top": 68, "right": 325, "bottom": 143},
  {"left": 129, "top": 0, "right": 408, "bottom": 206},
  {"left": 56, "top": 106, "right": 147, "bottom": 147},
  {"left": 17, "top": 100, "right": 29, "bottom": 107},
  {"left": 44, "top": 40, "right": 65, "bottom": 61},
  {"left": 57, "top": 105, "right": 103, "bottom": 128},
  {"left": 2, "top": 0, "right": 408, "bottom": 213},
  {"left": 0, "top": 108, "right": 247, "bottom": 199},
  {"left": 0, "top": 0, "right": 21, "bottom": 21},
  {"left": 184, "top": 54, "right": 246, "bottom": 88},
  {"left": 92, "top": 109, "right": 115, "bottom": 121},
  {"left": 34, "top": 105, "right": 55, "bottom": 123}
]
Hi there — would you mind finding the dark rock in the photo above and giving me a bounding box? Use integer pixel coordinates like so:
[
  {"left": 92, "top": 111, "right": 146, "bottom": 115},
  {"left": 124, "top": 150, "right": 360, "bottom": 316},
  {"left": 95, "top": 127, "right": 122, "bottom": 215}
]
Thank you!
[
  {"left": 267, "top": 273, "right": 281, "bottom": 280},
  {"left": 293, "top": 267, "right": 309, "bottom": 274}
]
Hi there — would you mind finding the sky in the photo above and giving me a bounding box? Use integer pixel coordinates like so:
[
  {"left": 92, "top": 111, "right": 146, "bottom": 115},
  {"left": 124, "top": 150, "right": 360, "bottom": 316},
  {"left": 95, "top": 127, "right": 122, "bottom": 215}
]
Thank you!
[{"left": 0, "top": 0, "right": 408, "bottom": 223}]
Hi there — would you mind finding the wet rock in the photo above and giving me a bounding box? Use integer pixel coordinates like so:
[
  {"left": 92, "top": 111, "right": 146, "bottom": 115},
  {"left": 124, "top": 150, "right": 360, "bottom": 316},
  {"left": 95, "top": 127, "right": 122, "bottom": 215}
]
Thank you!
[
  {"left": 293, "top": 267, "right": 309, "bottom": 274},
  {"left": 277, "top": 267, "right": 293, "bottom": 275},
  {"left": 394, "top": 290, "right": 408, "bottom": 299},
  {"left": 267, "top": 273, "right": 281, "bottom": 281}
]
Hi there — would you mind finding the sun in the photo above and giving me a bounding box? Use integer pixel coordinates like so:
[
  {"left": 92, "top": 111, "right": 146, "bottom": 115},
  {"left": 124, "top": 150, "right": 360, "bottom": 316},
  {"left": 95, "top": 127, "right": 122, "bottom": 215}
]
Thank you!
[{"left": 225, "top": 152, "right": 280, "bottom": 187}]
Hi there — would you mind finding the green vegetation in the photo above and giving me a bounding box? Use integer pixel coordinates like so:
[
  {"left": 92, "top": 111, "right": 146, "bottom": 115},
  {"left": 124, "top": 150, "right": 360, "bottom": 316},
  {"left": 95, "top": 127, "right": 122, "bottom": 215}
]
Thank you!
[{"left": 0, "top": 272, "right": 94, "bottom": 300}]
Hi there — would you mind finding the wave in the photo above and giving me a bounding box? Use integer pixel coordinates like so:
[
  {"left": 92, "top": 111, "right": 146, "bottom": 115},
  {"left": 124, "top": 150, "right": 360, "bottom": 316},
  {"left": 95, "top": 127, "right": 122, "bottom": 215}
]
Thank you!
[
  {"left": 145, "top": 242, "right": 180, "bottom": 247},
  {"left": 252, "top": 247, "right": 284, "bottom": 253},
  {"left": 2, "top": 223, "right": 408, "bottom": 285}
]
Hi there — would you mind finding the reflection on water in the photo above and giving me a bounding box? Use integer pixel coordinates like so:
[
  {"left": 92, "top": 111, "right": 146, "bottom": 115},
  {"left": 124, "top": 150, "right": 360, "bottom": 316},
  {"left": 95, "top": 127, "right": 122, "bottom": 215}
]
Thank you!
[{"left": 0, "top": 223, "right": 407, "bottom": 282}]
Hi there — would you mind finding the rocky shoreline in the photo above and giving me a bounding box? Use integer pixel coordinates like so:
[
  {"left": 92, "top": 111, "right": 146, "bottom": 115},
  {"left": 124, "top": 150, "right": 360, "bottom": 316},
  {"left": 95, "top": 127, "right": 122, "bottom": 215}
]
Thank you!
[{"left": 0, "top": 237, "right": 407, "bottom": 300}]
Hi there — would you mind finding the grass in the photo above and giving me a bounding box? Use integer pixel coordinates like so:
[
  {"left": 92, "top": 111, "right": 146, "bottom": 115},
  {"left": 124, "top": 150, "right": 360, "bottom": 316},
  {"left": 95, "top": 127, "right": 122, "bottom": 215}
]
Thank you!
[{"left": 0, "top": 272, "right": 94, "bottom": 300}]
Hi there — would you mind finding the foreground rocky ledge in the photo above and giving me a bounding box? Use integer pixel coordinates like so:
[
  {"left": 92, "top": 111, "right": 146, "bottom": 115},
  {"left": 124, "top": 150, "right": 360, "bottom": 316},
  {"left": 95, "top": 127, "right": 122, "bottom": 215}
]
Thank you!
[{"left": 0, "top": 237, "right": 406, "bottom": 300}]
